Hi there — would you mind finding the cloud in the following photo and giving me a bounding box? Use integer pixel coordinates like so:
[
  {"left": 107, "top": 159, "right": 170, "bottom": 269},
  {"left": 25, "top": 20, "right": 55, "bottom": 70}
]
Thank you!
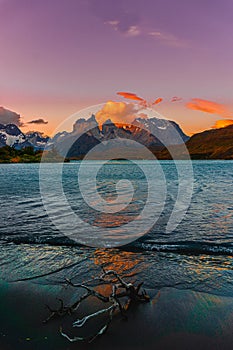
[
  {"left": 148, "top": 31, "right": 189, "bottom": 48},
  {"left": 106, "top": 21, "right": 141, "bottom": 36},
  {"left": 117, "top": 92, "right": 166, "bottom": 108},
  {"left": 27, "top": 118, "right": 48, "bottom": 125},
  {"left": 105, "top": 20, "right": 119, "bottom": 30},
  {"left": 117, "top": 91, "right": 145, "bottom": 102},
  {"left": 171, "top": 96, "right": 182, "bottom": 102},
  {"left": 186, "top": 98, "right": 228, "bottom": 116},
  {"left": 152, "top": 98, "right": 163, "bottom": 105},
  {"left": 212, "top": 119, "right": 233, "bottom": 129},
  {"left": 95, "top": 100, "right": 143, "bottom": 128},
  {"left": 90, "top": 1, "right": 189, "bottom": 47},
  {"left": 89, "top": 0, "right": 140, "bottom": 36},
  {"left": 125, "top": 25, "right": 141, "bottom": 37},
  {"left": 0, "top": 106, "right": 23, "bottom": 126},
  {"left": 107, "top": 21, "right": 185, "bottom": 44}
]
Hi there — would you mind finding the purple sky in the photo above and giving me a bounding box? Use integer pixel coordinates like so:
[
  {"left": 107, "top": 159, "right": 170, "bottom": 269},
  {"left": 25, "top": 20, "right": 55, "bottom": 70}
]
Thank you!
[{"left": 0, "top": 0, "right": 233, "bottom": 134}]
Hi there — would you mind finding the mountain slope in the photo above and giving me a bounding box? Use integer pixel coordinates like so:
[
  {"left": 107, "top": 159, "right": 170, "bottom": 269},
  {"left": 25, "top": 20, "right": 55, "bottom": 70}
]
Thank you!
[
  {"left": 155, "top": 125, "right": 233, "bottom": 159},
  {"left": 186, "top": 125, "right": 233, "bottom": 159},
  {"left": 135, "top": 117, "right": 189, "bottom": 145},
  {"left": 0, "top": 124, "right": 48, "bottom": 150},
  {"left": 0, "top": 123, "right": 25, "bottom": 147}
]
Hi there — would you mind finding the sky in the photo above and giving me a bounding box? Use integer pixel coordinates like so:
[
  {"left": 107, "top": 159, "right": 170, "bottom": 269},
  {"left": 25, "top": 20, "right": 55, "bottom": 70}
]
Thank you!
[{"left": 0, "top": 0, "right": 233, "bottom": 135}]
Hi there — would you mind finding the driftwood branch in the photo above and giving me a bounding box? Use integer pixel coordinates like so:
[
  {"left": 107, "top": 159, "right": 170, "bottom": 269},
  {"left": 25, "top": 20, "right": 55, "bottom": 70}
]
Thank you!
[{"left": 44, "top": 268, "right": 150, "bottom": 342}]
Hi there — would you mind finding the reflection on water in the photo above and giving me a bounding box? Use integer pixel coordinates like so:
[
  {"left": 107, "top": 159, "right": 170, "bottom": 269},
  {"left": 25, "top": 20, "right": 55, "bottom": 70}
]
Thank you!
[
  {"left": 90, "top": 249, "right": 147, "bottom": 297},
  {"left": 92, "top": 213, "right": 137, "bottom": 228},
  {"left": 1, "top": 161, "right": 232, "bottom": 248},
  {"left": 0, "top": 242, "right": 233, "bottom": 297},
  {"left": 92, "top": 248, "right": 145, "bottom": 277}
]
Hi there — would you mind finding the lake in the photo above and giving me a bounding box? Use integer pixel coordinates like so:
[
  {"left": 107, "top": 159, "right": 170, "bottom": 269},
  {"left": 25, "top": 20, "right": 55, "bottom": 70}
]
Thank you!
[{"left": 0, "top": 160, "right": 232, "bottom": 297}]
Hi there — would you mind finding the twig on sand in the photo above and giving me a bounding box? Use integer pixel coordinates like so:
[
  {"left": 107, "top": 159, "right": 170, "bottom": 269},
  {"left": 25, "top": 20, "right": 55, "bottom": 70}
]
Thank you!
[{"left": 44, "top": 268, "right": 150, "bottom": 342}]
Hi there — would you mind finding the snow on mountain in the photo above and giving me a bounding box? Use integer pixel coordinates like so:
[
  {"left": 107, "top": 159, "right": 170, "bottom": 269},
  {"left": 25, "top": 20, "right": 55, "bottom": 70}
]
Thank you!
[
  {"left": 25, "top": 131, "right": 49, "bottom": 149},
  {"left": 50, "top": 114, "right": 189, "bottom": 157},
  {"left": 0, "top": 113, "right": 189, "bottom": 157},
  {"left": 0, "top": 124, "right": 48, "bottom": 149},
  {"left": 134, "top": 117, "right": 189, "bottom": 145},
  {"left": 0, "top": 124, "right": 26, "bottom": 147}
]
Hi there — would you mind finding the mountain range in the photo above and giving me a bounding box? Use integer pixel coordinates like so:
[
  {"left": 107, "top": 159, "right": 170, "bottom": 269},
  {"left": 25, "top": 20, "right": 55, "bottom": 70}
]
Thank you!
[
  {"left": 0, "top": 113, "right": 232, "bottom": 160},
  {"left": 0, "top": 123, "right": 48, "bottom": 150},
  {"left": 47, "top": 114, "right": 189, "bottom": 158}
]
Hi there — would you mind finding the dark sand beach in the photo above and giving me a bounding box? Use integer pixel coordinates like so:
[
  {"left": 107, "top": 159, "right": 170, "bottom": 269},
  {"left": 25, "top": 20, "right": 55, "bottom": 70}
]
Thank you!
[{"left": 1, "top": 279, "right": 233, "bottom": 350}]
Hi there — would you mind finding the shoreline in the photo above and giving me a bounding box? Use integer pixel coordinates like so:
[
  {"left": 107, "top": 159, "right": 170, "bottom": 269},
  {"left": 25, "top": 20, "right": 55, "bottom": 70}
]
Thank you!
[
  {"left": 1, "top": 159, "right": 233, "bottom": 164},
  {"left": 1, "top": 279, "right": 233, "bottom": 349}
]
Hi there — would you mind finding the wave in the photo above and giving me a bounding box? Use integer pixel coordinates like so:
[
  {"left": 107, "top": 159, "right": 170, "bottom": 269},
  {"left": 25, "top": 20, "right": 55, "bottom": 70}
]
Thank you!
[
  {"left": 1, "top": 234, "right": 233, "bottom": 257},
  {"left": 131, "top": 241, "right": 233, "bottom": 256}
]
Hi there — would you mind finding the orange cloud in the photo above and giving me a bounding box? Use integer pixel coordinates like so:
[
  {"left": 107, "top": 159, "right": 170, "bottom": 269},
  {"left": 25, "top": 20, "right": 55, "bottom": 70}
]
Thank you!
[
  {"left": 152, "top": 98, "right": 163, "bottom": 105},
  {"left": 186, "top": 98, "right": 228, "bottom": 116},
  {"left": 117, "top": 91, "right": 145, "bottom": 102},
  {"left": 212, "top": 119, "right": 233, "bottom": 129},
  {"left": 137, "top": 113, "right": 148, "bottom": 119},
  {"left": 95, "top": 101, "right": 142, "bottom": 129}
]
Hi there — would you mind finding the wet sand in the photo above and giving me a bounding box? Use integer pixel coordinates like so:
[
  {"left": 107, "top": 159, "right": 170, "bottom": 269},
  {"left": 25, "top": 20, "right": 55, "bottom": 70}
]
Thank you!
[{"left": 0, "top": 279, "right": 233, "bottom": 350}]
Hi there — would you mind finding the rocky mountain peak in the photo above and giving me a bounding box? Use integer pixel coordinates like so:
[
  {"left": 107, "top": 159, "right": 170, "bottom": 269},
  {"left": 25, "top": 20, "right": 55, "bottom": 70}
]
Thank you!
[
  {"left": 73, "top": 114, "right": 98, "bottom": 134},
  {"left": 4, "top": 124, "right": 23, "bottom": 136},
  {"left": 0, "top": 123, "right": 48, "bottom": 149}
]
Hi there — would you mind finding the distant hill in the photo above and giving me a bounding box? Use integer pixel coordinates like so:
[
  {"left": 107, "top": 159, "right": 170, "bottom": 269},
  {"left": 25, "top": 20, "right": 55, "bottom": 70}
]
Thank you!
[
  {"left": 155, "top": 125, "right": 233, "bottom": 160},
  {"left": 0, "top": 146, "right": 69, "bottom": 163},
  {"left": 0, "top": 146, "right": 43, "bottom": 163},
  {"left": 186, "top": 125, "right": 233, "bottom": 159}
]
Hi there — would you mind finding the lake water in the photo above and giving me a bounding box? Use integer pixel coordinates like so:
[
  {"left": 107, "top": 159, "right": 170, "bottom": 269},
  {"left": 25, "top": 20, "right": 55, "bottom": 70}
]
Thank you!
[{"left": 0, "top": 161, "right": 232, "bottom": 297}]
